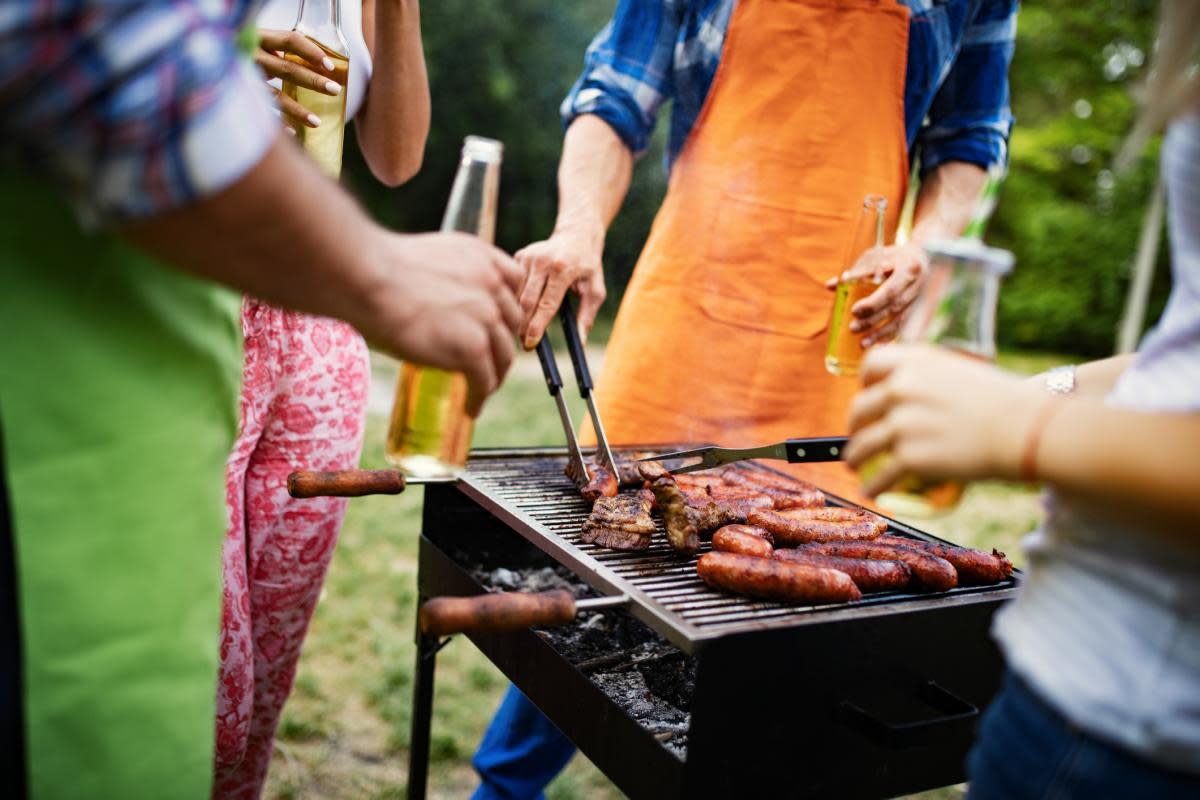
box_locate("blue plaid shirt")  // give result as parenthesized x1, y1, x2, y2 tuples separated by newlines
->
(0, 2, 277, 221)
(562, 0, 1017, 176)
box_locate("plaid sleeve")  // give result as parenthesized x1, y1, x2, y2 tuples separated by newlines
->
(917, 0, 1017, 176)
(0, 3, 277, 222)
(560, 0, 684, 156)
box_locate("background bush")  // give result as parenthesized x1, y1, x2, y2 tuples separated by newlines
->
(345, 0, 1164, 358)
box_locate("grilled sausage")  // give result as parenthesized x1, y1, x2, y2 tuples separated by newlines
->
(721, 470, 825, 509)
(874, 535, 1014, 584)
(772, 550, 910, 592)
(712, 525, 775, 558)
(747, 507, 887, 545)
(640, 462, 700, 555)
(799, 541, 958, 592)
(697, 552, 861, 604)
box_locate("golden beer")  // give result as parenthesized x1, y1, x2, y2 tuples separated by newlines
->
(825, 195, 888, 376)
(282, 41, 348, 178)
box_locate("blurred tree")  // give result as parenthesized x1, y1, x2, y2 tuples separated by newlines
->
(342, 0, 666, 319)
(344, 0, 1163, 356)
(988, 0, 1164, 355)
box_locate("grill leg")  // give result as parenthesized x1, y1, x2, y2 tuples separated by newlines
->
(407, 626, 444, 800)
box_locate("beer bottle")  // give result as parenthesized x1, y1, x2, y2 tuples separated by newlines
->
(282, 0, 350, 178)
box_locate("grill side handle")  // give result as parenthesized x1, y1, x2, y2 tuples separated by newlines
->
(419, 590, 578, 637)
(288, 469, 407, 498)
(838, 681, 979, 750)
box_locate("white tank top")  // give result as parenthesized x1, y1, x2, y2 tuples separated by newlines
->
(256, 0, 373, 121)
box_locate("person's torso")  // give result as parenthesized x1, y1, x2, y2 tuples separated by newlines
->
(993, 111, 1200, 774)
(257, 0, 373, 120)
(660, 0, 996, 164)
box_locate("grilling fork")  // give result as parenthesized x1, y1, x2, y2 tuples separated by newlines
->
(638, 437, 848, 474)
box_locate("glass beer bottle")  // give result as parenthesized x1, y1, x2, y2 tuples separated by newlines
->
(385, 136, 503, 478)
(825, 195, 888, 376)
(282, 0, 349, 178)
(863, 239, 1015, 515)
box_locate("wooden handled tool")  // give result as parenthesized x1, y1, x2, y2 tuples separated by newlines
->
(418, 590, 628, 637)
(287, 469, 408, 498)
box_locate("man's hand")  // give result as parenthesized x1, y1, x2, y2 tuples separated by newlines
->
(825, 242, 928, 348)
(516, 229, 606, 349)
(358, 231, 524, 417)
(844, 344, 1041, 496)
(255, 29, 345, 131)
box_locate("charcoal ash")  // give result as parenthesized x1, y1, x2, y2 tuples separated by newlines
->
(470, 564, 589, 597)
(591, 668, 690, 759)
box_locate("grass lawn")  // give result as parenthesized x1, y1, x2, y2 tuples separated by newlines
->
(263, 347, 1068, 799)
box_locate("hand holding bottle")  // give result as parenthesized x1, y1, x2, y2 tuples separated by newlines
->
(255, 29, 346, 131)
(826, 241, 929, 348)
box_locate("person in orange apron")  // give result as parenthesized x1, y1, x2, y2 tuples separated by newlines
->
(476, 1, 1017, 797)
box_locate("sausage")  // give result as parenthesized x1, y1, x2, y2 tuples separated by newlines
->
(712, 525, 775, 558)
(799, 541, 958, 592)
(721, 470, 826, 509)
(773, 549, 911, 592)
(697, 552, 862, 604)
(747, 507, 887, 545)
(580, 465, 618, 503)
(874, 535, 1014, 584)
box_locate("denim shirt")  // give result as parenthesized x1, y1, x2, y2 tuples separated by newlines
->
(562, 0, 1017, 177)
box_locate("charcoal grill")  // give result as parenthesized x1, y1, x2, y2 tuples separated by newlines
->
(407, 447, 1019, 799)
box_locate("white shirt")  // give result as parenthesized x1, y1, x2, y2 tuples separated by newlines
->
(994, 110, 1200, 775)
(257, 0, 373, 121)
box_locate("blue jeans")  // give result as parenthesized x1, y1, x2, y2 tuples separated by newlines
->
(471, 685, 577, 800)
(967, 671, 1200, 800)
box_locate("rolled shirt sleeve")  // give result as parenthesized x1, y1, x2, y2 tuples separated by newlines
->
(560, 0, 684, 157)
(0, 3, 277, 222)
(917, 0, 1017, 176)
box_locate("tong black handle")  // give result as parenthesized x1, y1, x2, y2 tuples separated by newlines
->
(557, 294, 593, 396)
(785, 437, 849, 463)
(535, 334, 563, 396)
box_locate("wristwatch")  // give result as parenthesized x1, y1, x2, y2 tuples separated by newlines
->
(1044, 365, 1077, 395)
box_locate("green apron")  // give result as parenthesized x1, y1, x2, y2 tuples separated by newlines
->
(0, 172, 242, 798)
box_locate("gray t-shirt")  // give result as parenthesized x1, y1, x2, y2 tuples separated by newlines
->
(993, 110, 1200, 774)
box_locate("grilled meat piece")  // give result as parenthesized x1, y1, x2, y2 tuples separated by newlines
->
(565, 457, 618, 503)
(799, 540, 958, 592)
(721, 469, 826, 508)
(773, 550, 910, 592)
(697, 551, 861, 604)
(874, 535, 1013, 584)
(748, 507, 887, 545)
(712, 525, 775, 558)
(580, 489, 656, 551)
(679, 485, 773, 536)
(639, 462, 700, 555)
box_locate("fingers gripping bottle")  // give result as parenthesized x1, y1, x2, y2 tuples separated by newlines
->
(282, 0, 350, 177)
(385, 137, 504, 478)
(864, 239, 1015, 515)
(825, 195, 888, 377)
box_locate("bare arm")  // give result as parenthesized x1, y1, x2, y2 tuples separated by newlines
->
(835, 161, 988, 346)
(846, 345, 1200, 546)
(124, 135, 522, 416)
(355, 0, 431, 186)
(517, 114, 634, 348)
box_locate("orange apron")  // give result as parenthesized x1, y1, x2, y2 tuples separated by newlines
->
(588, 0, 910, 500)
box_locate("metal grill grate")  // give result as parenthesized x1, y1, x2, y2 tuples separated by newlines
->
(456, 450, 1015, 653)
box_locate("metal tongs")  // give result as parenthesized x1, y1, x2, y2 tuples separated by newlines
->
(535, 294, 618, 487)
(638, 437, 849, 475)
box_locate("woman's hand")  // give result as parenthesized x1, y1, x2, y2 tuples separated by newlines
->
(255, 29, 345, 130)
(844, 344, 1044, 496)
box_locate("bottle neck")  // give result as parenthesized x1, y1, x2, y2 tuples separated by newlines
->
(293, 0, 347, 55)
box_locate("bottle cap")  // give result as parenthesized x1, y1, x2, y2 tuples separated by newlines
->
(463, 136, 503, 162)
(923, 238, 1014, 276)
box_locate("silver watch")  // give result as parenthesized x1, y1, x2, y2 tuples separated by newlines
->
(1044, 365, 1077, 395)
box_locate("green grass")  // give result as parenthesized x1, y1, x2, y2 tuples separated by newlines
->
(263, 347, 1062, 799)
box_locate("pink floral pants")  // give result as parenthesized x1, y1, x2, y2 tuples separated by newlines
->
(213, 300, 369, 799)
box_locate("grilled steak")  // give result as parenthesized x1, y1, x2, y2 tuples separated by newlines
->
(580, 489, 657, 551)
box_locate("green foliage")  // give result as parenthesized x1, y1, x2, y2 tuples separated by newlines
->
(343, 0, 1167, 357)
(989, 0, 1166, 356)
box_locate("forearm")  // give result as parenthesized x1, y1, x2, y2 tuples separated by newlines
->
(552, 115, 634, 251)
(123, 135, 385, 332)
(1032, 400, 1200, 543)
(1073, 354, 1137, 396)
(908, 161, 988, 246)
(355, 0, 431, 186)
